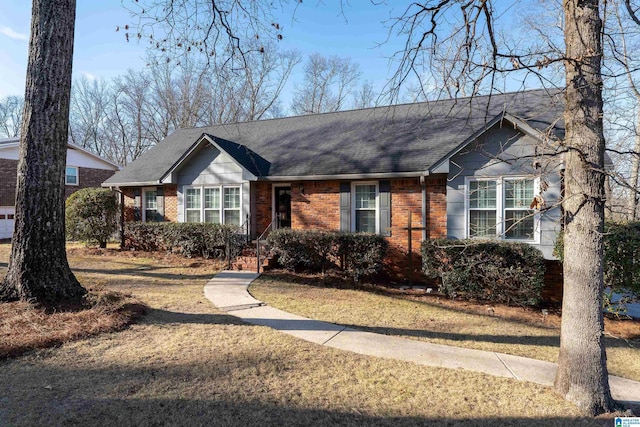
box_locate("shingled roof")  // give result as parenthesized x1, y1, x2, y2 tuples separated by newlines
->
(103, 88, 564, 186)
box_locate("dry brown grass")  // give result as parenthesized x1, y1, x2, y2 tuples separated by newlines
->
(0, 244, 628, 426)
(250, 271, 640, 383)
(0, 291, 145, 359)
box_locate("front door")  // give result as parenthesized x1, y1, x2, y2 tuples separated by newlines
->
(275, 187, 291, 228)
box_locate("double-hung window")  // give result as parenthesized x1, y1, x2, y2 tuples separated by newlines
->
(467, 177, 538, 242)
(504, 179, 535, 240)
(223, 187, 241, 225)
(204, 188, 221, 223)
(144, 189, 158, 222)
(185, 188, 202, 222)
(353, 183, 378, 233)
(65, 166, 78, 185)
(468, 180, 497, 238)
(184, 185, 241, 225)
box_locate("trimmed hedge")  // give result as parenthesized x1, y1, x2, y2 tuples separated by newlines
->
(266, 229, 388, 282)
(422, 238, 546, 307)
(124, 222, 243, 258)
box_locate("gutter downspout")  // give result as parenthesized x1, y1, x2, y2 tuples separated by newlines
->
(420, 173, 429, 241)
(108, 185, 126, 250)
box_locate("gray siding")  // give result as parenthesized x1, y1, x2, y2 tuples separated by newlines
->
(447, 125, 563, 259)
(176, 143, 251, 224)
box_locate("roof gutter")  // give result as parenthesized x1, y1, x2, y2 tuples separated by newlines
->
(101, 181, 161, 188)
(262, 170, 432, 182)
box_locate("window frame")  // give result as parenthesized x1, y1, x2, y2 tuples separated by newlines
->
(465, 176, 540, 243)
(183, 185, 242, 225)
(184, 187, 202, 223)
(142, 187, 158, 223)
(65, 166, 79, 186)
(351, 181, 379, 234)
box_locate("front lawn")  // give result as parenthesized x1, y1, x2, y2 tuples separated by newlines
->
(0, 244, 624, 425)
(250, 271, 640, 383)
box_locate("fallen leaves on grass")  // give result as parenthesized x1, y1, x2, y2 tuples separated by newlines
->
(0, 290, 146, 359)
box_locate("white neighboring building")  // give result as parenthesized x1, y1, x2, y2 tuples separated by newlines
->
(0, 137, 120, 240)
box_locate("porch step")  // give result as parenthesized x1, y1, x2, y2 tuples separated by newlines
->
(230, 253, 276, 273)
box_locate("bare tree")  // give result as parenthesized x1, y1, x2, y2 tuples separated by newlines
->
(0, 96, 24, 138)
(69, 76, 110, 155)
(0, 0, 85, 307)
(605, 0, 640, 220)
(381, 0, 618, 415)
(290, 53, 362, 114)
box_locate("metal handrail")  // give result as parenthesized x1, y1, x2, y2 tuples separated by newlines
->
(256, 214, 279, 273)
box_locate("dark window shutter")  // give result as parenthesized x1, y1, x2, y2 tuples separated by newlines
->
(340, 182, 351, 232)
(379, 180, 391, 237)
(133, 188, 141, 221)
(156, 186, 165, 222)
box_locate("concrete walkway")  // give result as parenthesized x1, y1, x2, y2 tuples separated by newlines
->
(204, 271, 640, 407)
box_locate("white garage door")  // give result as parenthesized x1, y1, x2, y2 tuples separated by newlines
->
(0, 207, 15, 240)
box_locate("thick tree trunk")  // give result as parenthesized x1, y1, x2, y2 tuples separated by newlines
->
(554, 0, 614, 415)
(0, 0, 86, 307)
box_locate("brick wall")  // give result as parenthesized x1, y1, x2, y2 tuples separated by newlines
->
(291, 181, 341, 230)
(254, 181, 272, 235)
(64, 167, 117, 198)
(163, 185, 178, 222)
(0, 159, 18, 206)
(1, 160, 117, 206)
(252, 177, 448, 253)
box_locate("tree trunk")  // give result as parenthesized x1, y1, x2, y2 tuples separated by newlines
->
(554, 0, 614, 415)
(0, 0, 86, 307)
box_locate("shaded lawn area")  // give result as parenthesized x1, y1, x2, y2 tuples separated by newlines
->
(250, 272, 640, 383)
(0, 244, 624, 426)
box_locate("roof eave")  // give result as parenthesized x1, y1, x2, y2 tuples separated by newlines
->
(262, 170, 433, 182)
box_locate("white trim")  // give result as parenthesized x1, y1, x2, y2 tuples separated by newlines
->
(142, 187, 158, 223)
(264, 171, 426, 182)
(182, 184, 243, 225)
(464, 175, 541, 244)
(160, 134, 257, 184)
(65, 166, 79, 186)
(429, 113, 556, 175)
(351, 181, 379, 234)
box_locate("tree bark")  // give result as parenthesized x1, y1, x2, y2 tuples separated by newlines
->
(0, 0, 86, 307)
(554, 0, 614, 415)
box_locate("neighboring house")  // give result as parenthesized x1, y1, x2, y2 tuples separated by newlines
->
(0, 137, 120, 239)
(103, 89, 565, 259)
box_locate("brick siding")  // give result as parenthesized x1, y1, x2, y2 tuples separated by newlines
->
(252, 177, 447, 253)
(64, 167, 117, 198)
(291, 181, 341, 231)
(1, 160, 117, 206)
(0, 159, 18, 206)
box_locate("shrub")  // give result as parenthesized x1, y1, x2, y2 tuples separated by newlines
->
(266, 229, 336, 272)
(124, 222, 241, 258)
(66, 188, 119, 248)
(422, 238, 545, 307)
(554, 222, 640, 312)
(266, 229, 388, 282)
(335, 233, 388, 283)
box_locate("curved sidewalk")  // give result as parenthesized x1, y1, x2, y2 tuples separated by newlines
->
(204, 271, 640, 407)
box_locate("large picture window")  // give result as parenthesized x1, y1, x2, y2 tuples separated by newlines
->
(353, 183, 378, 233)
(467, 177, 538, 242)
(184, 185, 241, 225)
